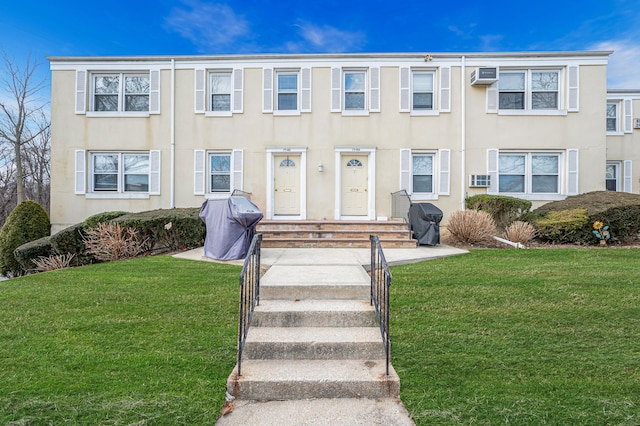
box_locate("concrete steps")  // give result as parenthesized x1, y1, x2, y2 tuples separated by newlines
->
(257, 220, 416, 249)
(226, 255, 400, 402)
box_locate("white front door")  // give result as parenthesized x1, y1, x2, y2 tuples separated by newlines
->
(274, 154, 301, 215)
(341, 155, 369, 216)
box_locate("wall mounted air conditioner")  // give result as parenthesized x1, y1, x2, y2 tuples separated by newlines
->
(470, 67, 498, 86)
(469, 174, 491, 187)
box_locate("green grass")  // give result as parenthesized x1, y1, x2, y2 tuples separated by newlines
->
(1, 250, 639, 424)
(391, 249, 640, 425)
(0, 256, 240, 424)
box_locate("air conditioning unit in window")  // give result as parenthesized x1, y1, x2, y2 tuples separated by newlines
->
(470, 67, 498, 86)
(469, 174, 491, 187)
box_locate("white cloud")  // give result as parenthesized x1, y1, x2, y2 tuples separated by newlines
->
(286, 22, 366, 53)
(164, 1, 249, 52)
(591, 39, 640, 89)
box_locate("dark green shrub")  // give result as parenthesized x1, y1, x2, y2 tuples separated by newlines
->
(532, 208, 590, 244)
(14, 235, 54, 273)
(0, 201, 50, 277)
(49, 223, 93, 266)
(114, 208, 205, 252)
(531, 191, 640, 244)
(466, 194, 532, 230)
(84, 211, 129, 228)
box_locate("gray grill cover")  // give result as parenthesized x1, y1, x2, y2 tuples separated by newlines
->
(408, 203, 443, 246)
(199, 197, 263, 260)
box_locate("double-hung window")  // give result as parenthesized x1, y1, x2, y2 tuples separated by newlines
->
(93, 73, 150, 112)
(412, 71, 434, 111)
(498, 152, 560, 194)
(412, 153, 435, 193)
(210, 72, 232, 112)
(276, 71, 298, 111)
(344, 71, 366, 111)
(209, 152, 231, 193)
(606, 101, 622, 133)
(91, 152, 150, 193)
(498, 70, 560, 111)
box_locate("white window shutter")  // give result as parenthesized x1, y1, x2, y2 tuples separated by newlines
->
(567, 149, 579, 195)
(301, 67, 312, 112)
(232, 68, 244, 113)
(567, 65, 579, 112)
(487, 149, 499, 194)
(75, 149, 86, 194)
(331, 67, 342, 112)
(623, 160, 633, 193)
(262, 68, 273, 113)
(486, 82, 498, 113)
(149, 69, 161, 114)
(231, 149, 243, 192)
(149, 150, 161, 195)
(399, 67, 410, 112)
(369, 67, 380, 112)
(439, 67, 451, 112)
(624, 99, 633, 133)
(400, 149, 412, 193)
(75, 70, 87, 114)
(194, 150, 205, 195)
(439, 149, 451, 195)
(194, 69, 206, 114)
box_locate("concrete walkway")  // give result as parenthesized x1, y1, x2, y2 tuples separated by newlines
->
(174, 244, 467, 425)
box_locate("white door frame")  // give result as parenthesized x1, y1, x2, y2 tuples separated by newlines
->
(266, 147, 307, 220)
(334, 147, 376, 220)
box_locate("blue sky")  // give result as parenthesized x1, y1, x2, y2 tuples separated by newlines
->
(1, 0, 639, 89)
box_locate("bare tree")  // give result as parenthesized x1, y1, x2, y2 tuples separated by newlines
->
(0, 51, 50, 208)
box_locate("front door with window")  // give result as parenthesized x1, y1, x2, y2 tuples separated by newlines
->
(341, 155, 369, 216)
(274, 155, 301, 215)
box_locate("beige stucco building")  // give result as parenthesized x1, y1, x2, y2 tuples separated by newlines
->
(48, 50, 634, 233)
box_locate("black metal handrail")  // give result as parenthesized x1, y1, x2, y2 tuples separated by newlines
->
(370, 234, 392, 376)
(237, 233, 262, 376)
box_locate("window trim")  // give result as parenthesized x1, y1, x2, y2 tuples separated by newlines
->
(207, 151, 232, 194)
(494, 68, 566, 116)
(209, 71, 233, 115)
(400, 148, 450, 201)
(411, 70, 437, 116)
(411, 151, 436, 196)
(274, 69, 300, 115)
(87, 151, 152, 197)
(343, 69, 368, 115)
(606, 161, 621, 191)
(88, 72, 151, 117)
(497, 150, 564, 198)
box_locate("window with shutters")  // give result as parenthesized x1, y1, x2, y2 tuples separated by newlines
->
(90, 152, 150, 193)
(91, 73, 150, 113)
(498, 152, 562, 195)
(196, 68, 243, 116)
(400, 149, 450, 200)
(497, 70, 561, 112)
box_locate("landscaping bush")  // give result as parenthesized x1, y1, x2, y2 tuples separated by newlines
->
(49, 223, 93, 266)
(531, 191, 640, 244)
(14, 235, 54, 273)
(83, 222, 147, 262)
(447, 209, 496, 244)
(33, 253, 75, 272)
(504, 220, 537, 244)
(84, 211, 129, 229)
(466, 194, 532, 230)
(0, 201, 50, 277)
(114, 208, 205, 252)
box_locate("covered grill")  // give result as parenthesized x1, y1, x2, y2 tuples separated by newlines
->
(408, 202, 443, 246)
(199, 196, 263, 260)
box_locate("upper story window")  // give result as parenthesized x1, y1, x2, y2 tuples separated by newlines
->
(412, 71, 434, 111)
(498, 70, 559, 111)
(195, 68, 243, 116)
(607, 102, 620, 133)
(498, 152, 560, 194)
(331, 66, 380, 115)
(90, 152, 150, 193)
(92, 73, 150, 112)
(344, 71, 367, 111)
(210, 72, 232, 112)
(276, 72, 298, 111)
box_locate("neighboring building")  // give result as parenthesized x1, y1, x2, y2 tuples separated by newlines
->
(48, 51, 622, 233)
(606, 89, 640, 193)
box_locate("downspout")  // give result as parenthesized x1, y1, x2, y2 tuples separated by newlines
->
(170, 58, 176, 208)
(461, 56, 467, 210)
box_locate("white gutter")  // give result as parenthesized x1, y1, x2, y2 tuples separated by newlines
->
(170, 58, 176, 208)
(461, 56, 467, 210)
